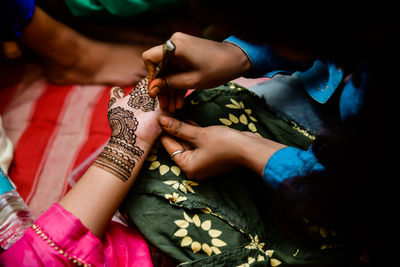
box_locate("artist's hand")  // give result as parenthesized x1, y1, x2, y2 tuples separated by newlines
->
(158, 115, 286, 179)
(143, 32, 251, 113)
(93, 78, 162, 182)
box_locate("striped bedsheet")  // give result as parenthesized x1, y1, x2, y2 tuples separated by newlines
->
(0, 62, 267, 218)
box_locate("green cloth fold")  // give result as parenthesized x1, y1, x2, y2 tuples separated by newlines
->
(121, 83, 354, 266)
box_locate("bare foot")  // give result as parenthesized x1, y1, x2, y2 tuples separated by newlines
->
(21, 6, 151, 86)
(42, 38, 149, 86)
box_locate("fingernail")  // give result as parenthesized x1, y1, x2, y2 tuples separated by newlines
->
(151, 86, 160, 96)
(158, 114, 172, 128)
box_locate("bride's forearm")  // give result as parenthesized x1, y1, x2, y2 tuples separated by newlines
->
(59, 81, 161, 237)
(58, 139, 153, 237)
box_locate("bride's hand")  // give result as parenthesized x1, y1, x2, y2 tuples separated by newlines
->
(93, 78, 162, 182)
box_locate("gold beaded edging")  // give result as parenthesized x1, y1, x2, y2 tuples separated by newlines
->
(31, 224, 92, 266)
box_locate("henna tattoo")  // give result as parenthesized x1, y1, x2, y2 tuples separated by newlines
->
(128, 77, 158, 112)
(113, 87, 125, 98)
(109, 107, 138, 143)
(108, 97, 116, 109)
(94, 147, 135, 182)
(93, 107, 143, 182)
(108, 87, 125, 108)
(94, 78, 158, 182)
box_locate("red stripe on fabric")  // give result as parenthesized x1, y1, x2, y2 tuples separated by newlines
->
(27, 85, 106, 216)
(8, 84, 73, 201)
(67, 86, 111, 191)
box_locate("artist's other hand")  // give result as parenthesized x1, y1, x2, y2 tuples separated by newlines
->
(143, 32, 251, 113)
(158, 115, 286, 179)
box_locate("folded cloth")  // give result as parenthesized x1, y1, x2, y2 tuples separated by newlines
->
(121, 83, 354, 266)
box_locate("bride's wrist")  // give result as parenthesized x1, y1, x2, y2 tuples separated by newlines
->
(93, 140, 142, 183)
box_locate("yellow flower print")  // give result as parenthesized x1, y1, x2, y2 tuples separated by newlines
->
(241, 235, 282, 266)
(219, 118, 233, 126)
(229, 113, 239, 123)
(147, 153, 183, 176)
(293, 248, 300, 256)
(236, 256, 257, 267)
(173, 211, 227, 256)
(229, 82, 244, 91)
(164, 192, 187, 203)
(163, 179, 199, 194)
(248, 123, 257, 132)
(306, 222, 339, 250)
(225, 98, 244, 109)
(171, 166, 181, 176)
(220, 99, 259, 133)
(270, 258, 282, 266)
(244, 108, 258, 122)
(200, 207, 212, 214)
(245, 234, 264, 252)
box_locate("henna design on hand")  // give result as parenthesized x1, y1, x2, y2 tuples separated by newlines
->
(94, 107, 144, 182)
(128, 77, 158, 112)
(108, 87, 125, 109)
(94, 78, 158, 182)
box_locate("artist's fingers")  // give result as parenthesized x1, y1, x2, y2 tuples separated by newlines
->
(145, 62, 155, 84)
(160, 134, 191, 163)
(158, 115, 198, 142)
(148, 78, 163, 98)
(142, 45, 164, 67)
(149, 79, 185, 112)
(157, 92, 169, 111)
(148, 71, 199, 93)
(185, 119, 200, 127)
(110, 86, 125, 99)
(168, 90, 176, 114)
(175, 90, 186, 110)
(178, 139, 193, 151)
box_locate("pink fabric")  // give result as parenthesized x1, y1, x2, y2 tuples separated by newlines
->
(0, 203, 153, 266)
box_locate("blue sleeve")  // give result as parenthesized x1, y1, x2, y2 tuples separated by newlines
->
(0, 0, 35, 40)
(263, 146, 324, 189)
(224, 35, 312, 78)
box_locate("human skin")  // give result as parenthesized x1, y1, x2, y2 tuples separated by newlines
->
(143, 32, 286, 179)
(59, 78, 161, 237)
(143, 32, 314, 113)
(142, 32, 251, 113)
(158, 114, 286, 180)
(20, 6, 150, 86)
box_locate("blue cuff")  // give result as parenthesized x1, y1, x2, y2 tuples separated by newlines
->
(263, 147, 324, 189)
(224, 35, 307, 78)
(295, 60, 343, 104)
(0, 0, 35, 39)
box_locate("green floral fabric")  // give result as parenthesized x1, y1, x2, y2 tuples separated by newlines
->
(121, 83, 354, 266)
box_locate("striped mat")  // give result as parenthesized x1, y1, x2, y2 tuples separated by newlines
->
(0, 62, 267, 218)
